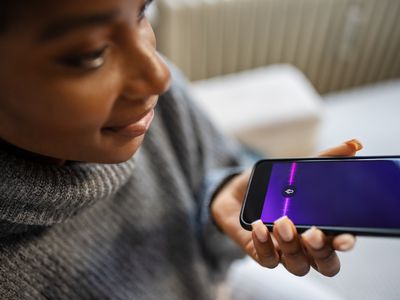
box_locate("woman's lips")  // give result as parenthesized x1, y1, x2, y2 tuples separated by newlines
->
(103, 109, 155, 138)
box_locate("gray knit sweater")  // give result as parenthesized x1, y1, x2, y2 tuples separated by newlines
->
(0, 66, 244, 299)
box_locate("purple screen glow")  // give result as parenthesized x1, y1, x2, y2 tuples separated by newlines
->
(261, 159, 400, 228)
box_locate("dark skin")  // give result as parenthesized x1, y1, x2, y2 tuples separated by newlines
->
(0, 0, 358, 277)
(0, 0, 171, 165)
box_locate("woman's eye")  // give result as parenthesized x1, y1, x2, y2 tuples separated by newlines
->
(59, 46, 109, 70)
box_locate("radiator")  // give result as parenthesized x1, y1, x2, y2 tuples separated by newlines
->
(155, 0, 400, 94)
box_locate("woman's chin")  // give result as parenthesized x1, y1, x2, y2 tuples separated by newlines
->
(0, 134, 145, 165)
(89, 135, 145, 164)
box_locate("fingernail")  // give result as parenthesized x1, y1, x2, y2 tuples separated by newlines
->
(345, 139, 363, 151)
(302, 226, 324, 250)
(274, 216, 294, 242)
(251, 220, 268, 243)
(336, 234, 355, 251)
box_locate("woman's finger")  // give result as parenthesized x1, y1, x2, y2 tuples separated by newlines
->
(251, 220, 280, 268)
(332, 234, 356, 251)
(302, 227, 341, 277)
(273, 216, 310, 276)
(318, 139, 363, 157)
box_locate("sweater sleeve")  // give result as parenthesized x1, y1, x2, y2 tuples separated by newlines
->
(197, 167, 247, 279)
(192, 106, 247, 280)
(160, 63, 247, 279)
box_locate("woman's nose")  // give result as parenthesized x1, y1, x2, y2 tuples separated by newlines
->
(121, 37, 171, 99)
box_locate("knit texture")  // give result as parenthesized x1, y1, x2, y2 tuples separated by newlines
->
(0, 66, 244, 299)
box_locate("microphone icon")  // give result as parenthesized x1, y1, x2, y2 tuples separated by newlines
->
(282, 185, 296, 197)
(285, 188, 294, 195)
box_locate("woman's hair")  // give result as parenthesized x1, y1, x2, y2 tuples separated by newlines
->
(0, 1, 24, 33)
(0, 3, 12, 32)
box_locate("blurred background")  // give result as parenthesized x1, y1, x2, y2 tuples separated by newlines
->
(149, 0, 400, 299)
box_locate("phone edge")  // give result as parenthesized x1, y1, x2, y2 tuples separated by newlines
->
(239, 155, 400, 237)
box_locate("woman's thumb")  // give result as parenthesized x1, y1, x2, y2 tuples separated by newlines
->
(318, 139, 363, 157)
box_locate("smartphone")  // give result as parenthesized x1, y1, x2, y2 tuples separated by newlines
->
(240, 156, 400, 236)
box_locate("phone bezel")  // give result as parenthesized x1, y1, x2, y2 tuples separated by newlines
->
(240, 155, 400, 237)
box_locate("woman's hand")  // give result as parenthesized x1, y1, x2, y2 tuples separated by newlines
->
(211, 139, 363, 277)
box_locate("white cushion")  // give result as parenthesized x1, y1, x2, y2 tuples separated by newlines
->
(190, 64, 322, 156)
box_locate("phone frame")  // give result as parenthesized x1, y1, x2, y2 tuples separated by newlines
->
(240, 155, 400, 237)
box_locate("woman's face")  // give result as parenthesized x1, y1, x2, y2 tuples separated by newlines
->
(0, 0, 171, 164)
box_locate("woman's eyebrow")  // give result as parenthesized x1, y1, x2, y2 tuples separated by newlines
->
(37, 9, 120, 42)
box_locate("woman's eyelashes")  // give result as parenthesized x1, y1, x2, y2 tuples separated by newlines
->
(56, 1, 153, 71)
(58, 45, 110, 70)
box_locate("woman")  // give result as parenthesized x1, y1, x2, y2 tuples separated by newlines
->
(0, 0, 358, 299)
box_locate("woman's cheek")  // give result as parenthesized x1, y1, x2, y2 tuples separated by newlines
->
(47, 75, 121, 132)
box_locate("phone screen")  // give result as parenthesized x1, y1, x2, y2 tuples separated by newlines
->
(261, 159, 400, 228)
